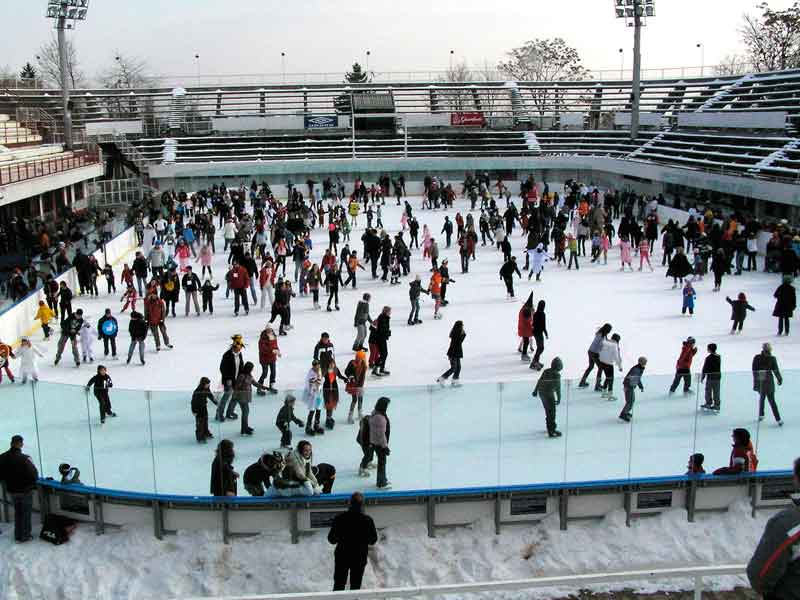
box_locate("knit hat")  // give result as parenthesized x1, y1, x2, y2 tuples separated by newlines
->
(231, 334, 245, 348)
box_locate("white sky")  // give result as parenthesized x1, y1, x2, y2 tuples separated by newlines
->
(0, 0, 795, 82)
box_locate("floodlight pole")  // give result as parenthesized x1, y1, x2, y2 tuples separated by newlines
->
(57, 16, 74, 150)
(629, 7, 643, 143)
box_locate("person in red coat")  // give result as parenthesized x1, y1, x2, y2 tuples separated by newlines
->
(518, 293, 534, 361)
(228, 260, 250, 316)
(669, 336, 697, 394)
(144, 292, 172, 351)
(257, 325, 280, 394)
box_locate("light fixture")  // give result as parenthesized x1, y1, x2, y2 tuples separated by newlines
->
(45, 0, 90, 24)
(613, 0, 653, 25)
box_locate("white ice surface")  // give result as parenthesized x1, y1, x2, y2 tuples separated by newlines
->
(2, 196, 798, 497)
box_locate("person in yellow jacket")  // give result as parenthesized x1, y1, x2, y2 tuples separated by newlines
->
(348, 200, 360, 227)
(34, 300, 55, 340)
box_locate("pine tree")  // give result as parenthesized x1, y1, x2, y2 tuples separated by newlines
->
(19, 62, 37, 81)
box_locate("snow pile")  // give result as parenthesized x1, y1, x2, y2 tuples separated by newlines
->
(0, 500, 765, 599)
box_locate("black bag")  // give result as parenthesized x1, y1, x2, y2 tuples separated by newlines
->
(356, 415, 370, 446)
(39, 514, 78, 545)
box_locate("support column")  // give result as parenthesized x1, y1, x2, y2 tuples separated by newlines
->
(38, 194, 44, 218)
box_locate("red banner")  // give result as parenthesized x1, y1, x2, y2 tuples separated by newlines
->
(451, 112, 486, 127)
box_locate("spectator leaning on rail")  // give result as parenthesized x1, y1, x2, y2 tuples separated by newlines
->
(328, 491, 378, 591)
(747, 457, 800, 600)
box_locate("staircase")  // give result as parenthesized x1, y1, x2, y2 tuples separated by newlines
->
(696, 74, 754, 112)
(627, 129, 669, 159)
(168, 88, 187, 132)
(523, 131, 542, 154)
(162, 138, 178, 164)
(748, 137, 800, 174)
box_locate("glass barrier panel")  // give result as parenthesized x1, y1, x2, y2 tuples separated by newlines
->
(431, 381, 498, 490)
(34, 381, 96, 487)
(500, 379, 567, 485)
(564, 372, 633, 482)
(753, 368, 795, 471)
(2, 382, 40, 471)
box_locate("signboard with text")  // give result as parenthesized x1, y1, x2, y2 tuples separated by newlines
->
(451, 112, 486, 127)
(305, 115, 339, 129)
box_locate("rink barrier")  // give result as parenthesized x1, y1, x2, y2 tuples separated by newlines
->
(1, 470, 793, 544)
(0, 224, 139, 347)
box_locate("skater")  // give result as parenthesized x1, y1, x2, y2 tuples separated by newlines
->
(752, 343, 784, 426)
(276, 394, 305, 448)
(567, 234, 579, 270)
(160, 267, 180, 317)
(144, 292, 173, 351)
(216, 335, 245, 421)
(191, 377, 217, 443)
(528, 244, 548, 281)
(98, 309, 119, 359)
(530, 300, 548, 370)
(303, 360, 324, 436)
(325, 264, 343, 312)
(711, 248, 729, 292)
(210, 439, 238, 497)
(428, 269, 443, 320)
(328, 492, 378, 592)
(86, 365, 115, 424)
(500, 256, 521, 299)
(532, 356, 563, 437)
(772, 276, 796, 336)
(201, 278, 219, 315)
(0, 340, 16, 383)
(578, 323, 612, 390)
(518, 293, 534, 361)
(233, 361, 268, 436)
(16, 338, 43, 384)
(353, 293, 372, 351)
(408, 274, 429, 325)
(345, 350, 368, 424)
(54, 310, 83, 367)
(726, 292, 755, 334)
(668, 337, 697, 394)
(243, 452, 285, 496)
(373, 306, 392, 376)
(638, 238, 653, 271)
(667, 247, 693, 288)
(257, 325, 280, 394)
(619, 236, 633, 271)
(313, 332, 336, 373)
(228, 260, 250, 316)
(181, 266, 202, 316)
(34, 300, 55, 340)
(619, 357, 648, 422)
(120, 284, 138, 313)
(79, 320, 98, 364)
(436, 320, 465, 386)
(682, 281, 696, 315)
(259, 257, 276, 311)
(322, 359, 348, 430)
(598, 333, 623, 400)
(126, 311, 147, 366)
(700, 343, 722, 411)
(368, 396, 391, 490)
(712, 428, 758, 474)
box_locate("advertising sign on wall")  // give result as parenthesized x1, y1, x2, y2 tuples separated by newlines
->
(451, 112, 486, 127)
(305, 115, 339, 129)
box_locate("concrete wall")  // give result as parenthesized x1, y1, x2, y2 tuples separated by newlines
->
(678, 111, 788, 130)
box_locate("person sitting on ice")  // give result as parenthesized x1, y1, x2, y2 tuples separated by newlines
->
(243, 452, 286, 496)
(272, 440, 322, 496)
(713, 428, 758, 475)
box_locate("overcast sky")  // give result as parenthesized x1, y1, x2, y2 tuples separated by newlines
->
(0, 0, 795, 83)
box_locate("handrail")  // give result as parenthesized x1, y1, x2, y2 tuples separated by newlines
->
(174, 564, 748, 600)
(0, 148, 101, 186)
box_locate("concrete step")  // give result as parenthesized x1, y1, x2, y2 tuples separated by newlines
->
(0, 114, 10, 122)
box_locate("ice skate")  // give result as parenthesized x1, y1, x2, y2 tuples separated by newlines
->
(547, 430, 562, 438)
(347, 410, 354, 424)
(325, 417, 335, 430)
(451, 380, 461, 387)
(778, 420, 784, 426)
(376, 482, 392, 490)
(436, 377, 445, 387)
(358, 468, 370, 477)
(521, 354, 530, 361)
(607, 394, 618, 401)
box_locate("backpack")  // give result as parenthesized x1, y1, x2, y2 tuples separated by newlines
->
(356, 415, 370, 446)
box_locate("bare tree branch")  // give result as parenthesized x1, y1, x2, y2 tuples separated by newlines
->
(37, 34, 84, 89)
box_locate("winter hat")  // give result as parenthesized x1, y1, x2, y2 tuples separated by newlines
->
(686, 337, 696, 344)
(523, 292, 534, 310)
(550, 357, 563, 371)
(738, 292, 746, 301)
(231, 334, 245, 348)
(285, 394, 296, 404)
(355, 350, 366, 362)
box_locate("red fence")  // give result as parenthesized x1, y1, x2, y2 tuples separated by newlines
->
(0, 150, 101, 186)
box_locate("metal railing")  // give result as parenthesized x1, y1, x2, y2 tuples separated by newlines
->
(175, 565, 747, 600)
(0, 148, 101, 186)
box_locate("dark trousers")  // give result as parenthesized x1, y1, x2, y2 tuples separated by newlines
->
(333, 559, 366, 591)
(195, 413, 211, 442)
(533, 332, 544, 364)
(239, 401, 250, 433)
(375, 446, 389, 487)
(94, 389, 113, 419)
(568, 252, 579, 270)
(376, 340, 388, 370)
(12, 491, 33, 542)
(440, 357, 461, 380)
(359, 443, 374, 469)
(669, 368, 691, 393)
(233, 289, 249, 314)
(503, 276, 514, 297)
(203, 296, 214, 314)
(704, 379, 721, 409)
(258, 361, 276, 386)
(758, 391, 781, 421)
(600, 362, 614, 391)
(580, 351, 602, 388)
(344, 271, 357, 288)
(778, 316, 790, 335)
(521, 337, 530, 355)
(42, 323, 52, 339)
(621, 386, 636, 417)
(408, 298, 420, 323)
(327, 288, 339, 309)
(732, 318, 744, 332)
(541, 393, 557, 434)
(278, 423, 292, 447)
(102, 336, 117, 357)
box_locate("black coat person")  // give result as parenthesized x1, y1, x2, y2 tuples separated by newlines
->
(773, 278, 797, 336)
(328, 492, 378, 591)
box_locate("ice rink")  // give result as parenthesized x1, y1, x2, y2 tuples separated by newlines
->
(3, 194, 797, 495)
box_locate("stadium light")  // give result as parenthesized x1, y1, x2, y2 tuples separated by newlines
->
(45, 0, 90, 151)
(613, 0, 655, 142)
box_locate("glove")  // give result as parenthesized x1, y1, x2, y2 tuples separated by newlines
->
(532, 390, 538, 398)
(385, 447, 391, 456)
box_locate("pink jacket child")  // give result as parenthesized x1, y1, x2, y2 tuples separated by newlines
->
(599, 234, 610, 264)
(422, 225, 432, 258)
(175, 241, 191, 272)
(620, 238, 633, 271)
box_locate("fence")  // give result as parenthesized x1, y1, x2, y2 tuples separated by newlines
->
(0, 149, 101, 186)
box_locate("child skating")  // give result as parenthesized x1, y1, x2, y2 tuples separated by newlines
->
(86, 365, 116, 424)
(726, 293, 755, 334)
(682, 281, 696, 315)
(17, 337, 44, 384)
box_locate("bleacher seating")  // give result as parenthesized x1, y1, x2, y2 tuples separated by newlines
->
(0, 113, 42, 146)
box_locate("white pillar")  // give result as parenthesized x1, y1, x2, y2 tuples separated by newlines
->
(38, 194, 44, 218)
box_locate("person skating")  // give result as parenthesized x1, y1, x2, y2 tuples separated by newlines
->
(201, 278, 219, 315)
(86, 365, 116, 424)
(499, 256, 522, 299)
(191, 376, 217, 443)
(210, 439, 238, 497)
(303, 360, 324, 435)
(125, 311, 147, 366)
(34, 300, 55, 340)
(54, 309, 84, 367)
(79, 320, 98, 364)
(17, 338, 44, 384)
(700, 343, 722, 411)
(98, 308, 119, 359)
(257, 325, 280, 394)
(233, 361, 267, 436)
(181, 265, 202, 317)
(710, 248, 729, 292)
(345, 350, 368, 424)
(0, 339, 16, 383)
(276, 394, 304, 448)
(530, 300, 549, 370)
(667, 247, 693, 288)
(578, 323, 613, 390)
(439, 259, 454, 306)
(216, 335, 245, 421)
(619, 357, 647, 422)
(528, 243, 549, 282)
(428, 268, 444, 320)
(144, 292, 173, 351)
(160, 267, 180, 317)
(328, 491, 378, 592)
(373, 306, 392, 376)
(668, 336, 697, 395)
(367, 396, 391, 489)
(518, 293, 534, 361)
(598, 333, 623, 400)
(713, 428, 758, 475)
(325, 264, 343, 312)
(352, 293, 372, 351)
(532, 356, 563, 437)
(753, 343, 784, 426)
(0, 435, 38, 543)
(772, 275, 796, 336)
(682, 281, 696, 316)
(436, 320, 465, 387)
(408, 274, 429, 325)
(313, 331, 336, 373)
(322, 359, 348, 430)
(726, 292, 755, 334)
(228, 260, 251, 316)
(746, 456, 800, 600)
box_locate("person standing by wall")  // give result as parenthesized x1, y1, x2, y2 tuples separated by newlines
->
(327, 492, 378, 591)
(752, 343, 784, 426)
(369, 396, 392, 490)
(0, 435, 39, 543)
(532, 357, 563, 437)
